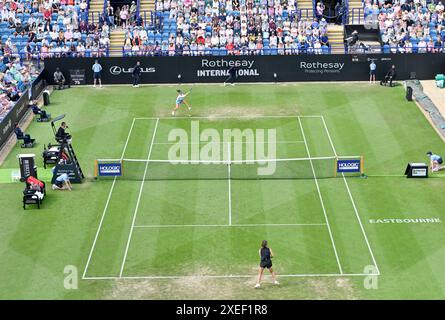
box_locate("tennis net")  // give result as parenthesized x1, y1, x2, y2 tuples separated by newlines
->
(94, 156, 364, 180)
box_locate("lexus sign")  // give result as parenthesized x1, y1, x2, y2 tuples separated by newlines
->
(109, 66, 156, 75)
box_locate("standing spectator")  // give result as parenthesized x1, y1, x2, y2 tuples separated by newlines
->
(132, 61, 142, 87)
(115, 7, 121, 27)
(316, 2, 325, 21)
(120, 5, 128, 28)
(129, 1, 137, 24)
(106, 2, 114, 27)
(92, 59, 102, 88)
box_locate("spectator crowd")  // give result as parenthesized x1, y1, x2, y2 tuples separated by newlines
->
(123, 0, 331, 56)
(0, 52, 39, 122)
(364, 0, 445, 53)
(0, 0, 110, 59)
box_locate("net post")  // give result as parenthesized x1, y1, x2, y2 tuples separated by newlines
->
(94, 159, 98, 178)
(360, 155, 365, 176)
(227, 141, 231, 165)
(227, 141, 231, 179)
(334, 157, 338, 178)
(121, 159, 124, 176)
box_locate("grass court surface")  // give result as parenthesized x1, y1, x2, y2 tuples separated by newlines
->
(1, 83, 445, 299)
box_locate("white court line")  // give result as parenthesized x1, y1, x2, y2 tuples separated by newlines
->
(83, 273, 377, 281)
(82, 118, 137, 279)
(228, 141, 232, 226)
(134, 115, 323, 120)
(298, 116, 344, 275)
(119, 118, 160, 278)
(133, 223, 326, 228)
(320, 116, 381, 275)
(152, 140, 305, 145)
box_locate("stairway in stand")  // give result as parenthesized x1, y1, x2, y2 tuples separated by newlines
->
(348, 0, 364, 24)
(109, 28, 125, 57)
(298, 0, 314, 19)
(88, 0, 104, 24)
(327, 24, 345, 54)
(139, 0, 155, 25)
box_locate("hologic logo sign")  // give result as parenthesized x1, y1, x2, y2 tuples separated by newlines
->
(299, 61, 345, 74)
(109, 66, 156, 75)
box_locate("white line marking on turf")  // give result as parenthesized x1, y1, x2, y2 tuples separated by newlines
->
(228, 141, 232, 226)
(133, 223, 326, 228)
(134, 115, 323, 120)
(320, 115, 381, 275)
(82, 273, 377, 280)
(119, 118, 159, 278)
(82, 118, 136, 279)
(298, 116, 344, 275)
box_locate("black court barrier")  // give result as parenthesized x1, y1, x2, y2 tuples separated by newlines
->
(43, 54, 445, 85)
(0, 72, 46, 150)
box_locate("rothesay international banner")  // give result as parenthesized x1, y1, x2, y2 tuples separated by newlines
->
(44, 53, 445, 85)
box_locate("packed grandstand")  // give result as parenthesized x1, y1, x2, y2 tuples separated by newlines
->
(1, 0, 445, 118)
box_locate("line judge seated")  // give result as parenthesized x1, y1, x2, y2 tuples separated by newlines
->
(14, 122, 35, 147)
(53, 68, 66, 90)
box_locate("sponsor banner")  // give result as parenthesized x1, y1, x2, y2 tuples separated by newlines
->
(337, 159, 361, 173)
(412, 168, 427, 177)
(30, 72, 46, 100)
(109, 66, 156, 75)
(97, 163, 122, 176)
(44, 54, 445, 84)
(0, 89, 30, 149)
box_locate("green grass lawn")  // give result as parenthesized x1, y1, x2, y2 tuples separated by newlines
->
(1, 83, 445, 299)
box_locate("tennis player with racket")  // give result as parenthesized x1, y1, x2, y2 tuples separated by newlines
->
(172, 88, 192, 116)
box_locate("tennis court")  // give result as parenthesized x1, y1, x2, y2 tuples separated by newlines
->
(82, 115, 379, 280)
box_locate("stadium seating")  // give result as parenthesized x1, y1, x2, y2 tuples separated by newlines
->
(123, 0, 330, 56)
(363, 0, 445, 53)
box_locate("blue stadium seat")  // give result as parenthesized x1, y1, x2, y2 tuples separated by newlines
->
(382, 44, 390, 53)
